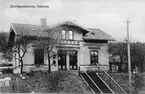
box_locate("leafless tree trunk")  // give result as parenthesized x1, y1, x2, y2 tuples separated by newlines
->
(38, 27, 62, 73)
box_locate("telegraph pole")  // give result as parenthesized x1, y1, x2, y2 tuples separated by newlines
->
(124, 20, 132, 94)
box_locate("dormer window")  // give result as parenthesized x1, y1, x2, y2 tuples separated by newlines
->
(91, 32, 95, 35)
(69, 31, 73, 39)
(62, 30, 66, 39)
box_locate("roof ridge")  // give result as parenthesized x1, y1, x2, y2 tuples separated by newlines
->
(48, 20, 90, 32)
(87, 28, 100, 30)
(11, 23, 44, 27)
(48, 20, 77, 28)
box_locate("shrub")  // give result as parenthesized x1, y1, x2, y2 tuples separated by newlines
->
(0, 63, 13, 67)
(2, 68, 13, 73)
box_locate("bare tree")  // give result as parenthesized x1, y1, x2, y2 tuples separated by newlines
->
(109, 41, 145, 73)
(13, 35, 34, 74)
(6, 26, 61, 73)
(0, 32, 7, 49)
(130, 42, 145, 73)
(7, 28, 37, 74)
(0, 31, 13, 61)
(108, 41, 127, 72)
(38, 27, 62, 73)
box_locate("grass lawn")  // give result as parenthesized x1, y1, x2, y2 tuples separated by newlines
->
(0, 71, 93, 93)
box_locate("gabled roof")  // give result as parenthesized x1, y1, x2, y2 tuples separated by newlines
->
(10, 20, 89, 36)
(10, 20, 115, 41)
(109, 55, 127, 63)
(11, 23, 48, 37)
(49, 20, 89, 33)
(83, 28, 115, 41)
(109, 55, 121, 62)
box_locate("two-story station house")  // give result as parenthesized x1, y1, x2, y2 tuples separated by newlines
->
(8, 18, 115, 73)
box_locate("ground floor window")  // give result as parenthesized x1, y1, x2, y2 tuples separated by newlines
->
(69, 50, 77, 70)
(58, 50, 78, 70)
(90, 50, 98, 65)
(58, 50, 67, 70)
(34, 48, 44, 65)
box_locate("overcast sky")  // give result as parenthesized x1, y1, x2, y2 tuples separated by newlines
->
(0, 0, 145, 42)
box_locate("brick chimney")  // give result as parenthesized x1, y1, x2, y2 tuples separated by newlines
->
(40, 18, 47, 28)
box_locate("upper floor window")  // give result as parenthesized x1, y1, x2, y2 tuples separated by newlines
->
(90, 50, 98, 65)
(69, 31, 73, 39)
(62, 30, 66, 39)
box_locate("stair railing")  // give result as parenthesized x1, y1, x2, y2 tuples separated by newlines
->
(79, 65, 104, 94)
(80, 73, 96, 94)
(95, 73, 115, 94)
(96, 63, 127, 94)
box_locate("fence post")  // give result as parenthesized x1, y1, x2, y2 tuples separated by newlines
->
(78, 66, 80, 76)
(0, 79, 4, 93)
(16, 78, 20, 93)
(98, 66, 100, 75)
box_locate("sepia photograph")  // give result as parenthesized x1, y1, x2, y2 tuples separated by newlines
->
(0, 0, 145, 93)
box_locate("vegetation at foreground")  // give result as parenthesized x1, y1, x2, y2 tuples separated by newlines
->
(0, 71, 92, 93)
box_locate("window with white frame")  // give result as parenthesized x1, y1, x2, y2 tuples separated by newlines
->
(62, 30, 66, 39)
(68, 31, 73, 39)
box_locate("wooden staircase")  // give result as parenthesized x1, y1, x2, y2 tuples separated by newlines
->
(79, 63, 127, 94)
(81, 72, 113, 94)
